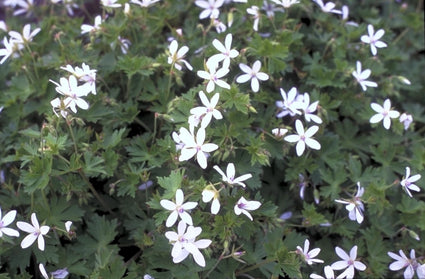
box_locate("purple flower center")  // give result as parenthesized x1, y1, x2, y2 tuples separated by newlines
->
(238, 203, 245, 209)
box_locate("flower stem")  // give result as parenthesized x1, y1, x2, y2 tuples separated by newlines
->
(235, 258, 276, 275)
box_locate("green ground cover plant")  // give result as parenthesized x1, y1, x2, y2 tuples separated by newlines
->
(0, 0, 424, 278)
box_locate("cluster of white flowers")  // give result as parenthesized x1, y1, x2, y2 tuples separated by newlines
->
(388, 249, 425, 279)
(0, 23, 40, 64)
(0, 209, 73, 278)
(49, 63, 97, 118)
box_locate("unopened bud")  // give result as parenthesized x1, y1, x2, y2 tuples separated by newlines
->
(408, 229, 420, 241)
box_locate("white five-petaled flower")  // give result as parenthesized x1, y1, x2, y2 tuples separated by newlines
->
(16, 213, 50, 251)
(361, 24, 387, 56)
(208, 33, 239, 69)
(190, 91, 223, 128)
(296, 239, 324, 265)
(369, 99, 400, 129)
(300, 93, 322, 124)
(246, 6, 260, 31)
(271, 0, 300, 8)
(312, 0, 341, 14)
(352, 61, 378, 91)
(8, 24, 41, 45)
(61, 63, 97, 95)
(310, 265, 335, 279)
(335, 182, 365, 224)
(49, 75, 91, 113)
(178, 127, 219, 169)
(236, 60, 269, 93)
(399, 113, 413, 130)
(195, 0, 224, 19)
(276, 87, 304, 118)
(160, 189, 198, 227)
(0, 37, 23, 64)
(202, 187, 220, 214)
(0, 209, 20, 238)
(388, 249, 417, 279)
(272, 128, 288, 138)
(81, 15, 102, 35)
(284, 120, 321, 156)
(197, 63, 230, 93)
(400, 167, 421, 198)
(165, 221, 212, 267)
(213, 163, 252, 187)
(234, 196, 261, 221)
(331, 246, 366, 279)
(168, 40, 193, 71)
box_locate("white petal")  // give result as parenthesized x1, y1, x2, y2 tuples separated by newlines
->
(1, 228, 20, 237)
(335, 246, 349, 260)
(37, 235, 45, 251)
(165, 211, 178, 227)
(211, 198, 220, 214)
(2, 210, 17, 226)
(296, 141, 306, 156)
(21, 233, 38, 249)
(16, 221, 35, 233)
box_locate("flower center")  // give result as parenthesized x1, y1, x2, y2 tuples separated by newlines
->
(238, 203, 245, 209)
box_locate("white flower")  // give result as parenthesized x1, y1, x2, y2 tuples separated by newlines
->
(65, 221, 72, 232)
(39, 264, 49, 279)
(331, 246, 366, 279)
(0, 36, 24, 64)
(101, 0, 121, 8)
(81, 15, 102, 35)
(178, 127, 218, 169)
(284, 120, 321, 156)
(168, 40, 193, 71)
(272, 128, 288, 138)
(296, 239, 324, 265)
(213, 163, 252, 187)
(335, 182, 365, 224)
(369, 99, 400, 129)
(300, 93, 322, 124)
(195, 0, 224, 19)
(50, 97, 69, 118)
(312, 0, 341, 14)
(49, 76, 90, 113)
(361, 24, 387, 56)
(262, 1, 284, 18)
(172, 131, 185, 151)
(271, 0, 300, 8)
(399, 113, 413, 130)
(8, 24, 40, 45)
(165, 221, 212, 267)
(276, 87, 304, 118)
(352, 61, 377, 91)
(208, 33, 239, 69)
(234, 196, 261, 221)
(202, 187, 220, 214)
(16, 213, 50, 251)
(388, 249, 417, 279)
(130, 0, 161, 8)
(190, 91, 223, 128)
(61, 63, 97, 95)
(246, 6, 260, 31)
(310, 266, 335, 279)
(341, 5, 358, 27)
(0, 209, 20, 237)
(197, 63, 230, 93)
(212, 19, 227, 33)
(400, 167, 421, 198)
(160, 189, 198, 227)
(236, 60, 269, 93)
(13, 0, 34, 16)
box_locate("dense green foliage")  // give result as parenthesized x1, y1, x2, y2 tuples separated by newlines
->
(0, 0, 424, 278)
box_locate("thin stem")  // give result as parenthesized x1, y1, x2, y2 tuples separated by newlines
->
(78, 169, 113, 214)
(235, 258, 276, 275)
(204, 251, 226, 278)
(66, 120, 78, 154)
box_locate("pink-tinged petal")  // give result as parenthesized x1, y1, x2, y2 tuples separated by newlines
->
(201, 143, 218, 153)
(335, 246, 349, 260)
(37, 235, 45, 251)
(354, 261, 366, 271)
(1, 228, 20, 237)
(331, 260, 349, 270)
(251, 78, 259, 92)
(239, 63, 252, 74)
(161, 199, 177, 211)
(21, 233, 38, 249)
(175, 189, 184, 205)
(165, 211, 178, 227)
(284, 135, 300, 143)
(179, 148, 197, 161)
(349, 246, 358, 259)
(40, 226, 49, 235)
(165, 231, 178, 242)
(2, 210, 17, 226)
(369, 114, 384, 124)
(182, 201, 198, 211)
(236, 74, 251, 84)
(16, 221, 35, 233)
(197, 151, 208, 169)
(296, 141, 306, 156)
(173, 249, 190, 263)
